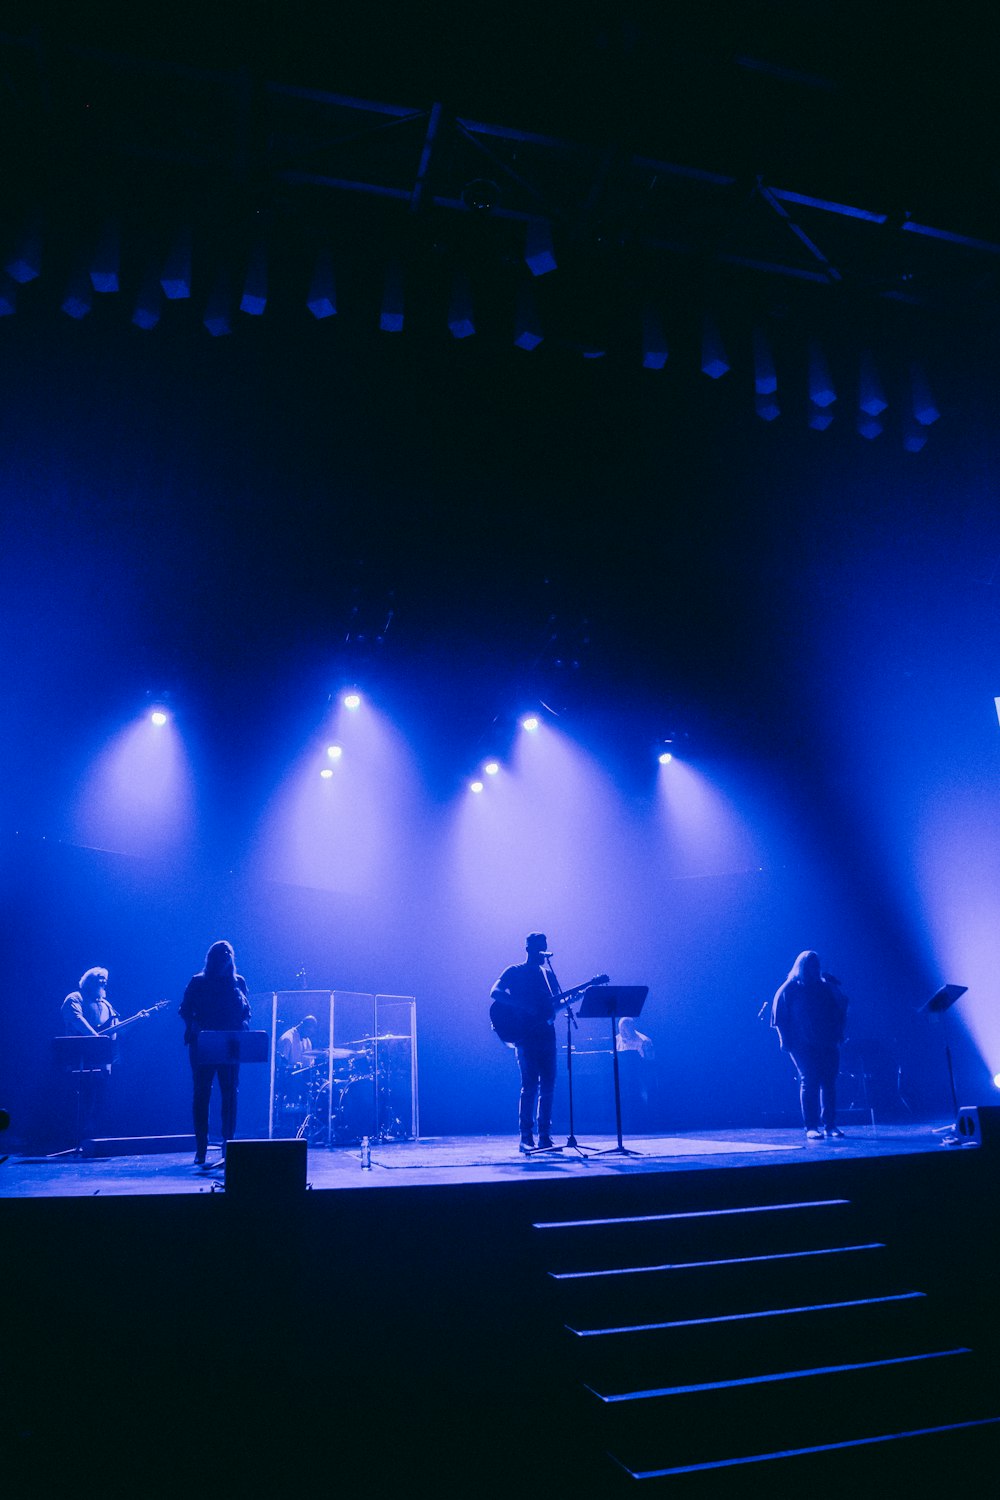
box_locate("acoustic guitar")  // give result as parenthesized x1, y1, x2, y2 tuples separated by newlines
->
(490, 975, 609, 1046)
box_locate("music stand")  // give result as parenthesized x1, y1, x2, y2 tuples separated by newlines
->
(579, 986, 650, 1157)
(919, 984, 968, 1144)
(50, 1035, 115, 1157)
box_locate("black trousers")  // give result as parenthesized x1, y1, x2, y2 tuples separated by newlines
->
(190, 1055, 239, 1156)
(515, 1027, 556, 1139)
(788, 1044, 839, 1131)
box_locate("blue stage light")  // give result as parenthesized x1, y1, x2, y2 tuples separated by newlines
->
(483, 760, 500, 775)
(326, 744, 343, 760)
(993, 1073, 1000, 1089)
(658, 751, 673, 765)
(343, 692, 362, 710)
(469, 780, 485, 793)
(320, 768, 334, 780)
(150, 709, 168, 726)
(521, 715, 539, 733)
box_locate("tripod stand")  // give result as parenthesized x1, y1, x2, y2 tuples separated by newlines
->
(579, 985, 650, 1158)
(560, 999, 594, 1160)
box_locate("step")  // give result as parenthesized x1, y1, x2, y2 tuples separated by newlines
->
(549, 1240, 903, 1326)
(567, 1290, 947, 1392)
(607, 1412, 1000, 1494)
(597, 1347, 992, 1474)
(534, 1197, 860, 1273)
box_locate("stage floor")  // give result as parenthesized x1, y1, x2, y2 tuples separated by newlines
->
(0, 1121, 962, 1198)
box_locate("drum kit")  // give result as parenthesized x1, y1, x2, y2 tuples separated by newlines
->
(281, 1033, 411, 1146)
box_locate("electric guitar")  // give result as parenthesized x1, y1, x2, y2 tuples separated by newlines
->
(490, 975, 609, 1046)
(99, 999, 171, 1036)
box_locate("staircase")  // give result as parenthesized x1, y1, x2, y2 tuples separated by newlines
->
(534, 1180, 1000, 1494)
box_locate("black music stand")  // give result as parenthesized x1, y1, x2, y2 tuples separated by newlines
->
(50, 1035, 115, 1157)
(919, 984, 968, 1145)
(579, 985, 650, 1157)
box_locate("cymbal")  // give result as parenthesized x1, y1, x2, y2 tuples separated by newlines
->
(330, 1046, 362, 1059)
(347, 1034, 410, 1044)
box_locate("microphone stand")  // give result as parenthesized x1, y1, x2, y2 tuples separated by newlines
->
(548, 960, 592, 1162)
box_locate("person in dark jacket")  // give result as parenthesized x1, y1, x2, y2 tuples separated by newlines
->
(179, 940, 250, 1165)
(771, 950, 848, 1140)
(491, 933, 561, 1153)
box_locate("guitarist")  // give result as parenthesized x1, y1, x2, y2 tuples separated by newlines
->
(59, 965, 120, 1138)
(490, 933, 562, 1154)
(60, 966, 120, 1049)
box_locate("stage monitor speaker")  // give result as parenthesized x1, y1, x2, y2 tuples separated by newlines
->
(955, 1105, 1000, 1147)
(224, 1138, 307, 1201)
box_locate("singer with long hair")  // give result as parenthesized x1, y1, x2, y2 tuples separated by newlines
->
(771, 949, 849, 1140)
(179, 940, 250, 1165)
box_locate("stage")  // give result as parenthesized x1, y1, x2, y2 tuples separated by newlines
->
(3, 1120, 998, 1496)
(0, 1121, 968, 1198)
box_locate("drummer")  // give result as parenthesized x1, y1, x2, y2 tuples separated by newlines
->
(277, 1014, 322, 1071)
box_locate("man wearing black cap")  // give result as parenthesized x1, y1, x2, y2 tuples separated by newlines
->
(491, 933, 560, 1152)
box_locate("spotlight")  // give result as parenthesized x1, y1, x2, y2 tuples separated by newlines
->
(320, 768, 334, 780)
(343, 692, 362, 710)
(657, 735, 676, 764)
(326, 744, 343, 760)
(521, 715, 539, 733)
(993, 1073, 1000, 1090)
(380, 262, 404, 333)
(483, 760, 500, 776)
(462, 179, 500, 213)
(808, 339, 836, 407)
(701, 314, 729, 379)
(150, 709, 168, 726)
(525, 220, 557, 276)
(469, 780, 485, 793)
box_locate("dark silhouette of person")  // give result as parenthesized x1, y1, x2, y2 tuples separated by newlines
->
(491, 933, 561, 1153)
(59, 965, 119, 1141)
(771, 950, 849, 1140)
(179, 940, 250, 1165)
